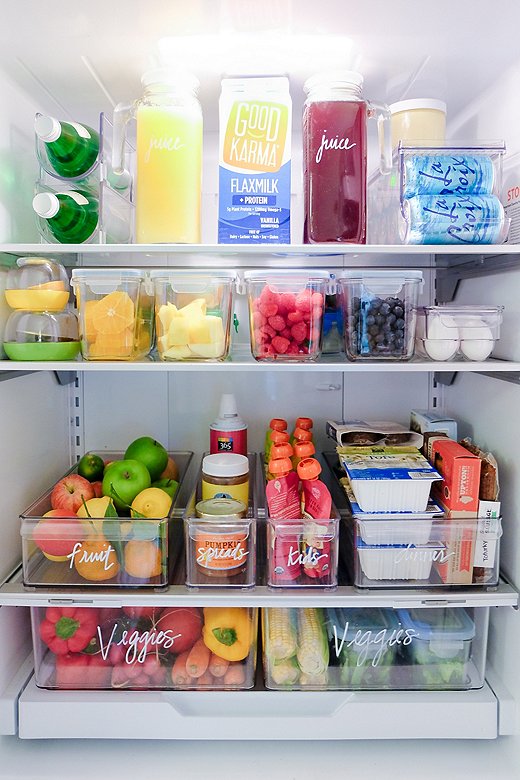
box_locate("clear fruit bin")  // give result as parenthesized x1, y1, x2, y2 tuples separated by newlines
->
(71, 268, 154, 360)
(338, 269, 423, 361)
(244, 270, 328, 362)
(20, 450, 193, 588)
(183, 454, 257, 588)
(262, 606, 488, 690)
(32, 605, 258, 690)
(344, 514, 502, 588)
(151, 270, 236, 362)
(415, 305, 504, 362)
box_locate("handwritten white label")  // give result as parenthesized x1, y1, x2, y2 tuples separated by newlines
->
(286, 545, 326, 567)
(97, 622, 181, 665)
(394, 545, 454, 565)
(332, 622, 418, 667)
(196, 544, 249, 565)
(145, 135, 185, 163)
(315, 131, 356, 164)
(67, 542, 116, 571)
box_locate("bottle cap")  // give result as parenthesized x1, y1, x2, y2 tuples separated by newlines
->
(270, 430, 290, 445)
(268, 457, 293, 476)
(34, 114, 61, 143)
(294, 441, 315, 458)
(218, 394, 239, 418)
(293, 427, 313, 443)
(269, 418, 288, 431)
(297, 457, 322, 480)
(32, 192, 59, 219)
(270, 443, 293, 460)
(295, 417, 313, 430)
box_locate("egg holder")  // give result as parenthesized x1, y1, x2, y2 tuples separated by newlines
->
(415, 305, 504, 362)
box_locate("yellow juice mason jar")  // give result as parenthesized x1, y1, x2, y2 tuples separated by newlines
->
(112, 68, 203, 244)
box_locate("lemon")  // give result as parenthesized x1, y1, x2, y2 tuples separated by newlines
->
(131, 487, 172, 519)
(77, 496, 117, 532)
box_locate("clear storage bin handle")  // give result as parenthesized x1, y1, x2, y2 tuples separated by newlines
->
(368, 100, 392, 175)
(111, 102, 134, 176)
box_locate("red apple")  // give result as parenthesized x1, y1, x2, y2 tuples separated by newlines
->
(91, 481, 104, 498)
(33, 510, 86, 561)
(50, 474, 95, 514)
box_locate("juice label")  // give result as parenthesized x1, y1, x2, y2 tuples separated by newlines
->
(219, 78, 291, 244)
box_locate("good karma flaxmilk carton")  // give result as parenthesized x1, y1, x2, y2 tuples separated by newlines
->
(218, 76, 291, 243)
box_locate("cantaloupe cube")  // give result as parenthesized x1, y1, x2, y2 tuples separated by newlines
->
(163, 345, 192, 360)
(168, 317, 190, 346)
(189, 315, 225, 345)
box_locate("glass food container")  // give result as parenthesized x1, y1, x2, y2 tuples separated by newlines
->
(5, 256, 70, 312)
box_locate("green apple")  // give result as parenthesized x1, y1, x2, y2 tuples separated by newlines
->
(124, 436, 168, 481)
(102, 459, 151, 510)
(151, 478, 179, 500)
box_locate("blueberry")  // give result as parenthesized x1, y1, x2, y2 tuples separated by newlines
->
(396, 318, 405, 330)
(394, 305, 404, 318)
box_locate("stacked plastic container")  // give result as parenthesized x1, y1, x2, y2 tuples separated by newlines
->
(33, 113, 134, 244)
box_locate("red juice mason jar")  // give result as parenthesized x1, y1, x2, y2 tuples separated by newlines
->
(303, 71, 392, 244)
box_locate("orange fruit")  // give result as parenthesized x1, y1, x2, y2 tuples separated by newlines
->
(124, 539, 162, 579)
(91, 291, 135, 335)
(88, 328, 134, 358)
(73, 535, 120, 581)
(83, 299, 99, 342)
(29, 280, 66, 291)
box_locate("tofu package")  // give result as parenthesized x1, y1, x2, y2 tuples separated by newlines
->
(327, 419, 423, 448)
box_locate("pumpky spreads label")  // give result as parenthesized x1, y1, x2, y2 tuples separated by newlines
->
(219, 77, 291, 244)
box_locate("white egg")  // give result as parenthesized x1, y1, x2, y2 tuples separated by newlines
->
(425, 314, 459, 340)
(424, 338, 460, 361)
(460, 339, 495, 361)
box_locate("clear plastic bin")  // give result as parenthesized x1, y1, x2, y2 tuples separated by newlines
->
(266, 515, 339, 589)
(346, 514, 502, 587)
(71, 268, 154, 360)
(183, 454, 257, 588)
(339, 270, 423, 361)
(21, 450, 193, 588)
(244, 270, 328, 362)
(32, 605, 257, 690)
(152, 270, 236, 362)
(415, 305, 504, 362)
(262, 606, 488, 690)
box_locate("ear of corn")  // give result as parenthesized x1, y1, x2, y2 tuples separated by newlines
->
(296, 608, 329, 676)
(299, 670, 329, 688)
(270, 656, 300, 686)
(264, 608, 297, 661)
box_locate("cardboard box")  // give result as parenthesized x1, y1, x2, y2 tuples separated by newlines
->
(410, 410, 458, 440)
(430, 438, 481, 517)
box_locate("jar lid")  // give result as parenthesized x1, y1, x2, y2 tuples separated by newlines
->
(202, 453, 249, 478)
(195, 498, 247, 519)
(304, 70, 364, 95)
(71, 268, 146, 280)
(390, 99, 447, 115)
(297, 457, 322, 480)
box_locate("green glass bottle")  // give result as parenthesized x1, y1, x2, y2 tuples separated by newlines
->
(35, 114, 100, 178)
(32, 191, 99, 243)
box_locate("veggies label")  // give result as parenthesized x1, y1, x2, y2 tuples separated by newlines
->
(331, 621, 419, 668)
(97, 623, 182, 665)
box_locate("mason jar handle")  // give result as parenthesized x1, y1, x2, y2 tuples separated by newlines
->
(367, 100, 393, 175)
(111, 102, 134, 175)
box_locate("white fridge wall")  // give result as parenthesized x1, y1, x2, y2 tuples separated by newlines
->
(0, 0, 519, 775)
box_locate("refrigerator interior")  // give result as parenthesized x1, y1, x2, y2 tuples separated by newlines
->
(0, 0, 519, 776)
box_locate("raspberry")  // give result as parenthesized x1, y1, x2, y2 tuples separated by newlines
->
(259, 324, 276, 339)
(281, 327, 291, 339)
(267, 315, 286, 332)
(291, 322, 307, 344)
(280, 292, 296, 311)
(259, 301, 278, 318)
(258, 343, 276, 358)
(286, 342, 300, 355)
(295, 289, 313, 313)
(259, 286, 279, 305)
(287, 310, 303, 324)
(272, 335, 290, 354)
(252, 311, 266, 328)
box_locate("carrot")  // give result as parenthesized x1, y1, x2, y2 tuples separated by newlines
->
(171, 650, 191, 686)
(195, 670, 214, 687)
(209, 652, 230, 678)
(186, 638, 211, 678)
(223, 662, 246, 687)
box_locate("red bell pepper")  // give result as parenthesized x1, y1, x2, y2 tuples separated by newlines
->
(56, 652, 111, 688)
(39, 606, 99, 655)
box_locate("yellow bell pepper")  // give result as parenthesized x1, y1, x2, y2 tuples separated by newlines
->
(202, 607, 253, 662)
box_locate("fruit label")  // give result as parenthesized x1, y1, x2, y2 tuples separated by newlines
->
(67, 541, 117, 572)
(218, 77, 291, 244)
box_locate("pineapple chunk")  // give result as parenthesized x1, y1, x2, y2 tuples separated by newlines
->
(157, 334, 169, 353)
(177, 298, 207, 321)
(189, 339, 226, 359)
(168, 317, 190, 346)
(189, 315, 225, 345)
(163, 344, 192, 360)
(157, 303, 179, 337)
